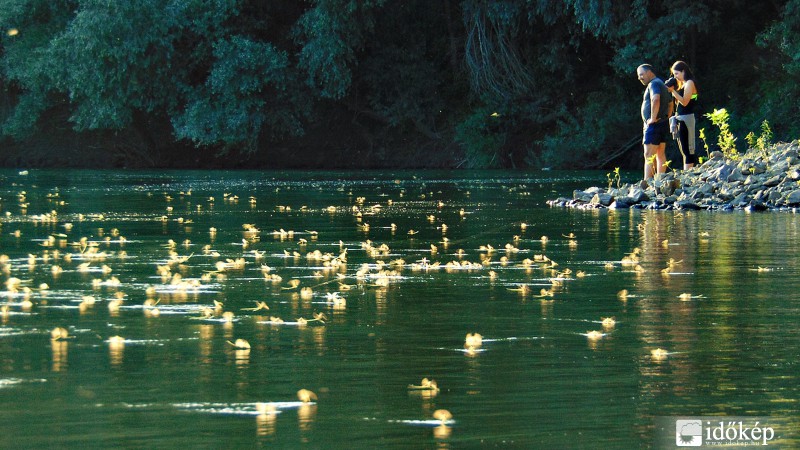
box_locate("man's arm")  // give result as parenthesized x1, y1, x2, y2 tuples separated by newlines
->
(649, 93, 660, 125)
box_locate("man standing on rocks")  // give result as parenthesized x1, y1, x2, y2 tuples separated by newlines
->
(637, 64, 673, 180)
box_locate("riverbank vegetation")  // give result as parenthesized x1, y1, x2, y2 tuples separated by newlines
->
(1, 0, 799, 169)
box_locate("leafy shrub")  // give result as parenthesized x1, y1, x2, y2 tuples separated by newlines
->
(705, 108, 738, 160)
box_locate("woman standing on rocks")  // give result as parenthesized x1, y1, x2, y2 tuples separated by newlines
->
(667, 61, 699, 170)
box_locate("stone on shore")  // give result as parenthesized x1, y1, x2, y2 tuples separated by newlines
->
(591, 193, 614, 206)
(785, 190, 800, 205)
(547, 141, 800, 211)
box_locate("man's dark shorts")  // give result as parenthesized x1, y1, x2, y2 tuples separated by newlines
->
(643, 120, 669, 145)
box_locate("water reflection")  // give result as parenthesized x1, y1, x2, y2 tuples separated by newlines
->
(433, 423, 452, 440)
(297, 403, 316, 432)
(108, 337, 125, 367)
(255, 411, 277, 437)
(234, 348, 250, 367)
(51, 341, 68, 372)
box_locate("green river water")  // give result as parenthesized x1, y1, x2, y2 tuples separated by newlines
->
(0, 169, 798, 449)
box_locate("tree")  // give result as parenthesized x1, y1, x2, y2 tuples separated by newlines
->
(172, 35, 309, 152)
(0, 0, 796, 168)
(752, 0, 800, 139)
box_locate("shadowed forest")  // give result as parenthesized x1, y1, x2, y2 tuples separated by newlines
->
(1, 0, 799, 169)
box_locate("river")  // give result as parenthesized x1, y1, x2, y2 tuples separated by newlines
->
(1, 169, 797, 448)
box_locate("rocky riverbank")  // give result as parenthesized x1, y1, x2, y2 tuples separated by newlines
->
(548, 141, 800, 211)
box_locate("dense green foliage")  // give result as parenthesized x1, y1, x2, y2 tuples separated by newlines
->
(0, 0, 798, 168)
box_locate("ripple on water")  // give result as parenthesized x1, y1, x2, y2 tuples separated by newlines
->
(172, 401, 310, 416)
(0, 378, 47, 388)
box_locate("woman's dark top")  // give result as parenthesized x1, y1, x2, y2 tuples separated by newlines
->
(676, 86, 698, 115)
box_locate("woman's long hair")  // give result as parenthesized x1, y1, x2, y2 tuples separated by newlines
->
(671, 61, 697, 90)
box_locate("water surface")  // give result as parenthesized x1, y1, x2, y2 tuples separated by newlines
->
(1, 169, 798, 448)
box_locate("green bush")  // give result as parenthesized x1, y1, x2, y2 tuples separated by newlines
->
(745, 120, 773, 155)
(705, 108, 739, 160)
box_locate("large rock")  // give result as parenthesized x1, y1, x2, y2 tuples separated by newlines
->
(732, 192, 751, 206)
(716, 190, 735, 201)
(785, 190, 800, 205)
(746, 201, 767, 212)
(726, 167, 746, 182)
(698, 183, 714, 196)
(707, 163, 734, 182)
(573, 190, 595, 202)
(610, 197, 634, 209)
(629, 188, 649, 203)
(763, 174, 783, 187)
(675, 199, 701, 210)
(771, 158, 791, 173)
(591, 193, 614, 206)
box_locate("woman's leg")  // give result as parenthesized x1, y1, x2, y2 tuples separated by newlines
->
(678, 122, 694, 170)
